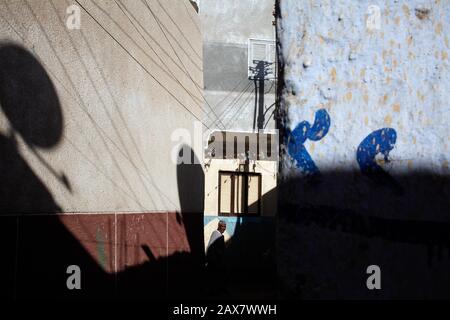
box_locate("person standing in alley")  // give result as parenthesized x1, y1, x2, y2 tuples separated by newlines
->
(205, 220, 227, 295)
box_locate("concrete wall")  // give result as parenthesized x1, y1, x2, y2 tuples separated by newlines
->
(0, 0, 203, 213)
(278, 0, 450, 298)
(202, 129, 278, 291)
(203, 157, 277, 276)
(0, 0, 205, 298)
(201, 0, 275, 44)
(200, 0, 276, 131)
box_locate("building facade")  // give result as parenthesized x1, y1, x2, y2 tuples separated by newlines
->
(278, 0, 450, 299)
(0, 0, 204, 298)
(199, 0, 277, 132)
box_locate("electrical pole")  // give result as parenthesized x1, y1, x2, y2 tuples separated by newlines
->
(250, 60, 272, 131)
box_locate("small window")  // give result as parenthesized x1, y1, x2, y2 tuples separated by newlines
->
(218, 171, 261, 216)
(248, 38, 276, 80)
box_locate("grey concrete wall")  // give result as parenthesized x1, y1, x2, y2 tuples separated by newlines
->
(200, 0, 276, 131)
(278, 0, 450, 299)
(0, 1, 209, 299)
(0, 0, 203, 213)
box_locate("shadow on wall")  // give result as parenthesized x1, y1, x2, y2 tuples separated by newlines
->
(176, 145, 205, 261)
(0, 43, 206, 299)
(0, 43, 112, 299)
(278, 170, 450, 299)
(0, 43, 68, 213)
(224, 210, 277, 299)
(118, 145, 206, 299)
(173, 145, 205, 296)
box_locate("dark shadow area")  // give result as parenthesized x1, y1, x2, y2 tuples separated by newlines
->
(170, 145, 205, 298)
(106, 145, 206, 299)
(0, 43, 111, 299)
(0, 44, 66, 213)
(203, 132, 278, 299)
(0, 44, 206, 300)
(6, 40, 450, 300)
(0, 44, 62, 148)
(176, 146, 205, 260)
(278, 170, 450, 299)
(251, 60, 273, 130)
(224, 214, 277, 300)
(203, 189, 277, 300)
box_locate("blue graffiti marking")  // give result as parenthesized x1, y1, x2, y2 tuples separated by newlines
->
(287, 109, 331, 174)
(357, 128, 397, 173)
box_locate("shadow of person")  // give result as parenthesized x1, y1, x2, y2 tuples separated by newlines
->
(0, 43, 108, 299)
(205, 221, 228, 298)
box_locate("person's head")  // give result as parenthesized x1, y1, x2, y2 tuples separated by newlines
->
(217, 220, 226, 234)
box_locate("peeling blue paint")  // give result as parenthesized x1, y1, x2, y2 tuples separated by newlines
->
(287, 109, 331, 174)
(357, 128, 397, 173)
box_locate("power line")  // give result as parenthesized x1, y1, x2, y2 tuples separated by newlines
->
(59, 0, 174, 208)
(114, 0, 201, 80)
(87, 0, 209, 111)
(141, 0, 226, 129)
(225, 90, 254, 127)
(210, 82, 253, 125)
(21, 0, 149, 207)
(265, 81, 275, 94)
(88, 0, 206, 108)
(204, 77, 247, 117)
(74, 0, 210, 128)
(104, 0, 226, 130)
(112, 0, 223, 128)
(182, 0, 201, 34)
(264, 109, 275, 129)
(224, 89, 255, 128)
(210, 82, 253, 127)
(155, 0, 202, 62)
(4, 0, 179, 208)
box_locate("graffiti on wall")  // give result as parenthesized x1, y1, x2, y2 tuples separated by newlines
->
(288, 109, 399, 185)
(357, 128, 397, 174)
(287, 109, 331, 175)
(357, 128, 403, 193)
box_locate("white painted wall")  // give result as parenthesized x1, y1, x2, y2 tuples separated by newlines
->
(0, 0, 203, 213)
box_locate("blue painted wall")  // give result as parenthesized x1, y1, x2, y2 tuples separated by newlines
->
(278, 0, 450, 299)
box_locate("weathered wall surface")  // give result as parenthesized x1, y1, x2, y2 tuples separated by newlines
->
(0, 0, 203, 213)
(278, 0, 450, 298)
(200, 0, 276, 131)
(201, 0, 275, 44)
(204, 158, 277, 216)
(0, 0, 205, 298)
(280, 0, 449, 177)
